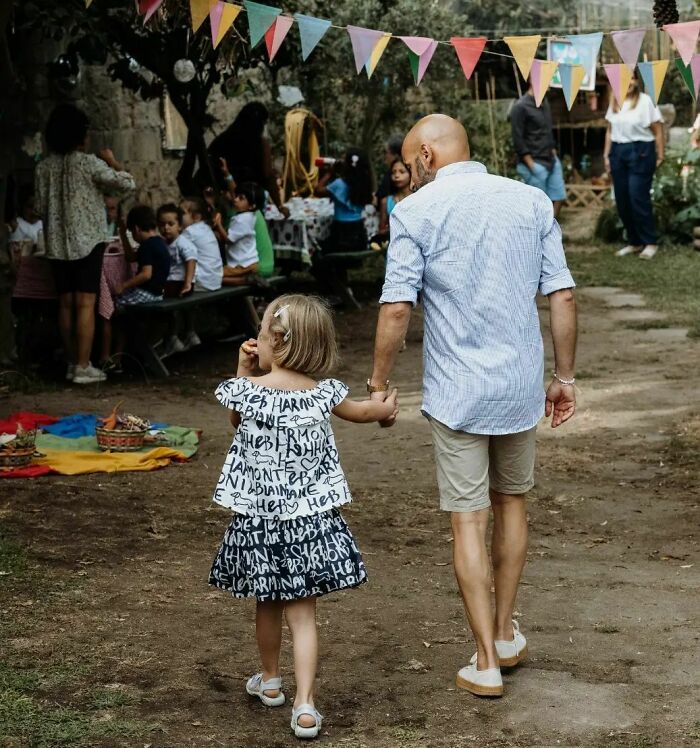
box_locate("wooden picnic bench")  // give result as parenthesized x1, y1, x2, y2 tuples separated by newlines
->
(118, 276, 286, 377)
(316, 249, 383, 309)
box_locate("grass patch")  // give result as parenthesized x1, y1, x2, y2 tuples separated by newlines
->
(568, 244, 700, 336)
(89, 687, 137, 711)
(622, 320, 672, 331)
(0, 531, 28, 580)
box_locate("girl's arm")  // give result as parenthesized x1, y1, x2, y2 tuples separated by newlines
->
(332, 388, 398, 424)
(119, 264, 152, 294)
(651, 122, 665, 167)
(181, 259, 196, 296)
(379, 196, 389, 234)
(212, 212, 228, 244)
(219, 157, 237, 199)
(229, 338, 260, 428)
(314, 169, 333, 198)
(603, 125, 612, 173)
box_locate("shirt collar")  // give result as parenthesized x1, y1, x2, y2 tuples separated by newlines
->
(436, 161, 487, 179)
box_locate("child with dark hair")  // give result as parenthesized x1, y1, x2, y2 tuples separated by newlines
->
(9, 192, 43, 247)
(212, 178, 263, 286)
(116, 205, 171, 306)
(158, 203, 197, 298)
(180, 197, 223, 294)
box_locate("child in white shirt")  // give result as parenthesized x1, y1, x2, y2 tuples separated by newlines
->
(10, 193, 43, 249)
(213, 181, 262, 286)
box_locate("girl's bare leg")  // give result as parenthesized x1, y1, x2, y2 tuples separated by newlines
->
(256, 600, 284, 697)
(285, 597, 318, 728)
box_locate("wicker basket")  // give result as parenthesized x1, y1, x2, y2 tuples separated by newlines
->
(0, 447, 35, 470)
(95, 427, 148, 452)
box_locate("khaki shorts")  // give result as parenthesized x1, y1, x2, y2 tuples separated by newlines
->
(430, 418, 537, 513)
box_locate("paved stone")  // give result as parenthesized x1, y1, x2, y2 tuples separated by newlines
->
(610, 309, 666, 322)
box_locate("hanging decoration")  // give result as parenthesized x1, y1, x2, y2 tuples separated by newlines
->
(173, 58, 197, 83)
(244, 0, 281, 47)
(399, 37, 438, 85)
(85, 0, 94, 7)
(566, 32, 603, 66)
(662, 20, 700, 66)
(189, 0, 210, 32)
(637, 59, 669, 106)
(210, 1, 241, 48)
(346, 26, 387, 75)
(604, 63, 634, 108)
(558, 63, 586, 110)
(265, 15, 294, 61)
(138, 0, 164, 23)
(530, 59, 558, 106)
(654, 0, 679, 27)
(504, 35, 541, 79)
(610, 27, 646, 70)
(294, 14, 331, 60)
(450, 37, 487, 81)
(365, 33, 391, 79)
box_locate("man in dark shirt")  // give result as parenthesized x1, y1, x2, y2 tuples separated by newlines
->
(117, 205, 171, 305)
(510, 85, 567, 217)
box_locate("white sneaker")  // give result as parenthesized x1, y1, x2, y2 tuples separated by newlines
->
(160, 335, 185, 358)
(615, 245, 643, 257)
(181, 331, 201, 351)
(639, 245, 658, 260)
(456, 663, 503, 697)
(72, 363, 107, 384)
(66, 364, 76, 381)
(471, 620, 528, 668)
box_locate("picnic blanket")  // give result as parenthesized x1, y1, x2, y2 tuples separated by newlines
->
(0, 412, 200, 478)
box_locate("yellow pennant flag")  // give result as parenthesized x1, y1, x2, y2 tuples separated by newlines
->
(85, 0, 94, 6)
(504, 35, 541, 79)
(530, 59, 558, 106)
(212, 2, 241, 48)
(190, 0, 211, 32)
(366, 33, 391, 78)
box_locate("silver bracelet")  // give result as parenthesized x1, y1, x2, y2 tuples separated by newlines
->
(552, 370, 576, 386)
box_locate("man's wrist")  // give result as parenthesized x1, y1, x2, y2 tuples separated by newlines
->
(367, 378, 390, 393)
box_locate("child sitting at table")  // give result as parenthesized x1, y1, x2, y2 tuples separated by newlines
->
(10, 191, 43, 250)
(180, 196, 223, 295)
(212, 181, 263, 286)
(117, 205, 170, 306)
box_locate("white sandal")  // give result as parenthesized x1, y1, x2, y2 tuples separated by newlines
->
(246, 673, 285, 707)
(290, 703, 323, 739)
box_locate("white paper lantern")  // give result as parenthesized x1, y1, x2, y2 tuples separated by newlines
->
(173, 59, 196, 83)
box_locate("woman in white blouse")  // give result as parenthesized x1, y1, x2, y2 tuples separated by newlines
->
(604, 76, 665, 260)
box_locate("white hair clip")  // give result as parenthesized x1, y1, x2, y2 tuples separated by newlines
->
(273, 304, 292, 342)
(351, 154, 359, 167)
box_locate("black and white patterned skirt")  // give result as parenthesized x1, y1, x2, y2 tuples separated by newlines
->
(209, 508, 367, 602)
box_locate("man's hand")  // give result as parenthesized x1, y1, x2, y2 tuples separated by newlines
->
(371, 389, 397, 428)
(545, 380, 575, 428)
(237, 338, 259, 377)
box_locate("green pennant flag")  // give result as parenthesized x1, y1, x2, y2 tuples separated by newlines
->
(408, 51, 420, 84)
(244, 1, 281, 47)
(676, 57, 697, 100)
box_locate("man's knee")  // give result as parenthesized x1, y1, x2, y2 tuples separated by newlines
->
(490, 490, 527, 506)
(450, 507, 489, 534)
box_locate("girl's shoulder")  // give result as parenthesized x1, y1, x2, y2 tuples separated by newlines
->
(215, 377, 348, 424)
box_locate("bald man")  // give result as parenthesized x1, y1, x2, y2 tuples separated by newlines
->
(368, 115, 577, 697)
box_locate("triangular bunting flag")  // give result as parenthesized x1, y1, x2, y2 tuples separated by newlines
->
(566, 32, 603, 66)
(210, 1, 241, 48)
(637, 60, 669, 106)
(692, 54, 700, 99)
(504, 35, 541, 79)
(530, 59, 558, 106)
(662, 20, 700, 66)
(244, 1, 281, 47)
(399, 37, 438, 85)
(610, 27, 646, 70)
(675, 57, 697, 99)
(450, 37, 487, 81)
(85, 0, 94, 7)
(139, 0, 163, 22)
(190, 0, 210, 32)
(294, 14, 331, 60)
(604, 63, 634, 108)
(346, 26, 386, 75)
(265, 14, 294, 61)
(365, 33, 391, 79)
(558, 63, 586, 110)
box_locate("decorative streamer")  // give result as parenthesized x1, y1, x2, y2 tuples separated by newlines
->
(610, 27, 646, 70)
(450, 37, 487, 80)
(558, 63, 586, 110)
(637, 59, 669, 106)
(365, 33, 391, 78)
(692, 54, 700, 98)
(265, 14, 294, 61)
(85, 0, 94, 7)
(604, 63, 634, 108)
(504, 35, 541, 79)
(244, 0, 281, 47)
(566, 31, 603, 65)
(662, 20, 700, 66)
(294, 14, 331, 60)
(190, 0, 211, 32)
(210, 1, 241, 48)
(399, 36, 438, 85)
(346, 26, 387, 74)
(138, 0, 163, 22)
(529, 59, 558, 106)
(675, 57, 697, 99)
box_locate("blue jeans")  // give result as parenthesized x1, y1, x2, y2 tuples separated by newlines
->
(516, 157, 567, 201)
(609, 141, 658, 245)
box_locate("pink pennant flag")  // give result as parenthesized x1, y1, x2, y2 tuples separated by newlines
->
(692, 53, 700, 98)
(610, 27, 646, 70)
(346, 26, 386, 74)
(604, 63, 633, 108)
(663, 20, 700, 66)
(450, 37, 487, 81)
(139, 0, 163, 22)
(399, 36, 438, 85)
(265, 15, 294, 61)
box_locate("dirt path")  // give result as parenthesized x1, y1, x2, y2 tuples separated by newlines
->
(2, 263, 700, 747)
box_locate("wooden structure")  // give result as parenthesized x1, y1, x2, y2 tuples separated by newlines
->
(564, 183, 610, 210)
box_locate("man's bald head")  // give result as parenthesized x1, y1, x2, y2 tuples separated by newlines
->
(402, 114, 470, 191)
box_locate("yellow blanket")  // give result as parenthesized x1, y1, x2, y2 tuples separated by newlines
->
(35, 447, 188, 476)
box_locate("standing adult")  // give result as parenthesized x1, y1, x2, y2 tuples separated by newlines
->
(510, 85, 567, 217)
(368, 114, 577, 697)
(35, 103, 135, 384)
(375, 134, 404, 203)
(207, 102, 289, 217)
(604, 76, 664, 260)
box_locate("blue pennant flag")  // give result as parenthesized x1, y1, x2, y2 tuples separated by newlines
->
(294, 13, 332, 60)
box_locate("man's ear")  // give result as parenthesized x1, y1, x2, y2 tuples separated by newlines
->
(420, 143, 433, 166)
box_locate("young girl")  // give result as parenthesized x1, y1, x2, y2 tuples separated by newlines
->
(212, 181, 262, 286)
(209, 294, 398, 740)
(180, 197, 223, 294)
(378, 159, 411, 236)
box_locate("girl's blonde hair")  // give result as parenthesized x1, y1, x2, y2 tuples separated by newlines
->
(267, 294, 339, 378)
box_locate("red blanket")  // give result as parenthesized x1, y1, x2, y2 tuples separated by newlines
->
(0, 412, 59, 433)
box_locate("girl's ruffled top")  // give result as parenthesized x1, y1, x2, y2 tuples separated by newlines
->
(213, 377, 351, 520)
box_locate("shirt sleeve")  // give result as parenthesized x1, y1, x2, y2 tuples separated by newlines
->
(227, 213, 255, 244)
(537, 197, 576, 296)
(177, 235, 198, 263)
(379, 209, 424, 306)
(326, 178, 348, 207)
(510, 104, 529, 159)
(89, 155, 136, 195)
(326, 379, 349, 409)
(646, 95, 663, 125)
(215, 378, 248, 410)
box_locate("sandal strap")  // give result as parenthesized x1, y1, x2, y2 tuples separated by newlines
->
(292, 703, 322, 726)
(261, 676, 282, 690)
